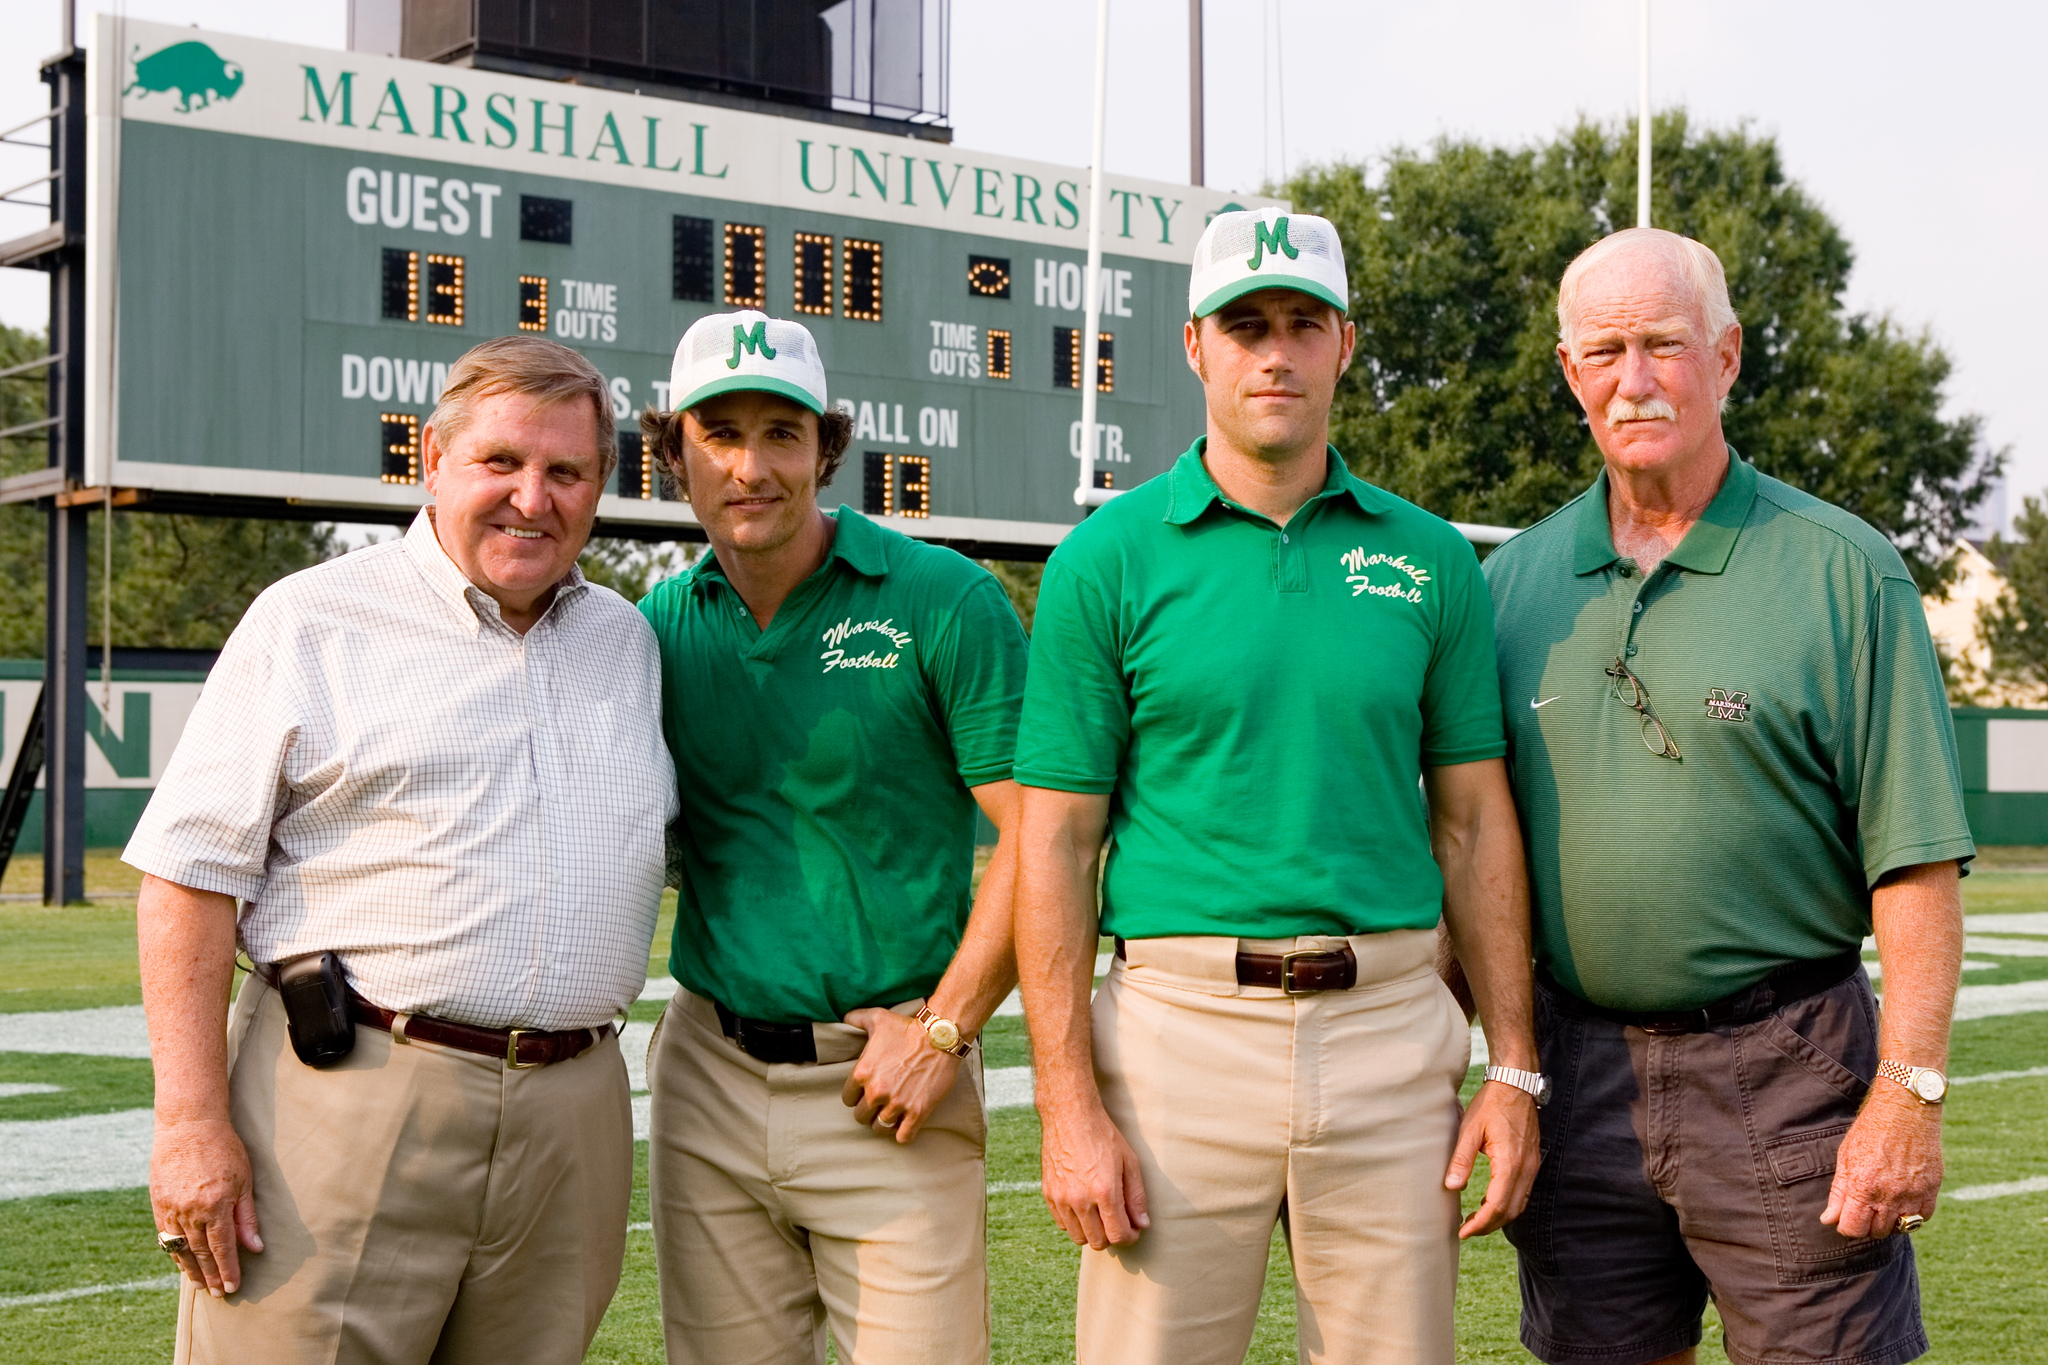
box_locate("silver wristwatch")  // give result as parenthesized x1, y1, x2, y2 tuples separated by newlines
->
(1484, 1065, 1552, 1108)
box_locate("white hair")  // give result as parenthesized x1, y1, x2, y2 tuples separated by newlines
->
(1556, 227, 1738, 354)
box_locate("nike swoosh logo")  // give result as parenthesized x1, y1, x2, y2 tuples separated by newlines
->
(1530, 696, 1561, 709)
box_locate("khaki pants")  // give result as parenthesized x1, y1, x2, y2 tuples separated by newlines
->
(646, 988, 989, 1365)
(1077, 930, 1470, 1365)
(175, 977, 633, 1365)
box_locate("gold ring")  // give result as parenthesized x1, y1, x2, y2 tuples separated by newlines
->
(1895, 1214, 1926, 1235)
(157, 1230, 191, 1255)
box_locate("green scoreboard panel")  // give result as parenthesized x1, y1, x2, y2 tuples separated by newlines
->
(87, 18, 1277, 552)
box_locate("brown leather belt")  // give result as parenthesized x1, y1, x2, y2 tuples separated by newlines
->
(1114, 939, 1359, 993)
(347, 991, 611, 1069)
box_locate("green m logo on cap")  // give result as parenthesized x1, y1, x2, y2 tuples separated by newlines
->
(727, 321, 778, 369)
(1246, 217, 1300, 272)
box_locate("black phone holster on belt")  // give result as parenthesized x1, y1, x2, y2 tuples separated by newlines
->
(274, 951, 356, 1068)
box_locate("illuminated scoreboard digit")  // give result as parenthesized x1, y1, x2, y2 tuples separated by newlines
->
(92, 17, 1277, 552)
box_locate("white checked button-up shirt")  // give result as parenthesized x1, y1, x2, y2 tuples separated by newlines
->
(124, 511, 678, 1031)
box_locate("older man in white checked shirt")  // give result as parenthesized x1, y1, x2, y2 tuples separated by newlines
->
(126, 335, 677, 1365)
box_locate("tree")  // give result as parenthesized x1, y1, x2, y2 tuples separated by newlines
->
(1, 322, 339, 657)
(1980, 497, 2048, 694)
(1287, 112, 2001, 592)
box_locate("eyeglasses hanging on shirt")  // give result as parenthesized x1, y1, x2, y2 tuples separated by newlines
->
(1605, 657, 1683, 761)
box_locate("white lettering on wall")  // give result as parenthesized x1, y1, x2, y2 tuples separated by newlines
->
(345, 167, 499, 238)
(1033, 260, 1134, 316)
(342, 353, 449, 405)
(554, 278, 619, 344)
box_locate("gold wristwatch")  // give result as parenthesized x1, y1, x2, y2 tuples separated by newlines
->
(1877, 1059, 1947, 1104)
(915, 1004, 973, 1058)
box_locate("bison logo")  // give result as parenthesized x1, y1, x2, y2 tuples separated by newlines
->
(124, 41, 244, 113)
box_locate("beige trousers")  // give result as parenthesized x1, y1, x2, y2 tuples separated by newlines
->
(175, 977, 633, 1365)
(646, 988, 989, 1365)
(1076, 930, 1470, 1365)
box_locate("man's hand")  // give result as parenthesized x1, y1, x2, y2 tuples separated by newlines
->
(1445, 1081, 1540, 1238)
(1822, 1086, 1943, 1239)
(1039, 1092, 1149, 1250)
(841, 1008, 962, 1143)
(150, 1115, 262, 1296)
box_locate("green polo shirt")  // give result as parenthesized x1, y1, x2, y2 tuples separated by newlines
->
(1484, 453, 1975, 1012)
(1014, 440, 1506, 941)
(638, 508, 1029, 1023)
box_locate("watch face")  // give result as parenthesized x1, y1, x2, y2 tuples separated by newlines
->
(1534, 1075, 1553, 1109)
(928, 1019, 961, 1052)
(1912, 1070, 1946, 1102)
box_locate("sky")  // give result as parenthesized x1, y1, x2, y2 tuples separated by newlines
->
(2, 0, 2039, 530)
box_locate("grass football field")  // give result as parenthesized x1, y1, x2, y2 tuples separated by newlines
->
(3, 849, 2045, 1362)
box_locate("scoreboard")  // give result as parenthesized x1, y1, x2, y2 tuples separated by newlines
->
(85, 17, 1279, 552)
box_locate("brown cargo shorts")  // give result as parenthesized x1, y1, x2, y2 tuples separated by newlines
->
(1504, 968, 1927, 1365)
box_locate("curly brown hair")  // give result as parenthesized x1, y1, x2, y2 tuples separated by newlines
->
(639, 402, 854, 502)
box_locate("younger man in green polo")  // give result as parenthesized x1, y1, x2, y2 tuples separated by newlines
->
(636, 310, 1028, 1365)
(1013, 210, 1544, 1364)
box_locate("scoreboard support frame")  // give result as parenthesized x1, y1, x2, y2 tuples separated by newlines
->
(0, 40, 90, 904)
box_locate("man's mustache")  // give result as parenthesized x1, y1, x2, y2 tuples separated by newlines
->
(1606, 395, 1678, 424)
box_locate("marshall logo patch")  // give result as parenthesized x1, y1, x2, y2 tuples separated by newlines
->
(1704, 688, 1752, 723)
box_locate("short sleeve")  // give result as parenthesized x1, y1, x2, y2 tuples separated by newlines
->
(924, 573, 1031, 785)
(1013, 556, 1128, 793)
(121, 596, 303, 901)
(1419, 533, 1508, 767)
(1845, 574, 1977, 884)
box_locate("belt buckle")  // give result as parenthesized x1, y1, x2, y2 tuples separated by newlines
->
(1279, 949, 1324, 996)
(505, 1027, 539, 1069)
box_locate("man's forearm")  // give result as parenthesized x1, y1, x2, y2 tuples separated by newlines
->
(138, 876, 241, 1124)
(929, 831, 1020, 1038)
(1014, 796, 1106, 1101)
(1870, 861, 1963, 1072)
(1429, 763, 1536, 1071)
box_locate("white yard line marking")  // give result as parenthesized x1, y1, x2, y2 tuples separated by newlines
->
(1952, 1065, 2048, 1086)
(986, 1065, 1034, 1111)
(0, 1275, 179, 1310)
(1964, 936, 2048, 957)
(0, 1006, 152, 1058)
(628, 1221, 652, 1232)
(989, 1180, 1043, 1195)
(1964, 913, 2048, 936)
(0, 1083, 65, 1099)
(1952, 980, 2048, 1022)
(620, 1021, 654, 1094)
(1948, 1176, 2048, 1202)
(0, 1108, 154, 1200)
(637, 977, 677, 1002)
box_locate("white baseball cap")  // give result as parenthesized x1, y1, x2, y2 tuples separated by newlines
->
(669, 310, 829, 415)
(1187, 208, 1349, 319)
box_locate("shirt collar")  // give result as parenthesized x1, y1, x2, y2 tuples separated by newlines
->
(403, 507, 588, 633)
(1162, 437, 1394, 526)
(1571, 447, 1758, 577)
(692, 505, 891, 593)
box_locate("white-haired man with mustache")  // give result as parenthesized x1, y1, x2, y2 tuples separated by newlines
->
(1483, 228, 1973, 1365)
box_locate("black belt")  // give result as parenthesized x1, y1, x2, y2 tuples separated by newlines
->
(1541, 948, 1864, 1034)
(713, 999, 818, 1064)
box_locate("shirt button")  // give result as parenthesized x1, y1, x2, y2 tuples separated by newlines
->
(1627, 643, 1639, 656)
(1281, 534, 1289, 544)
(1633, 602, 1643, 613)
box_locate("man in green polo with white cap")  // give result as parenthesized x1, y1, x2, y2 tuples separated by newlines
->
(1013, 208, 1545, 1363)
(636, 309, 1029, 1365)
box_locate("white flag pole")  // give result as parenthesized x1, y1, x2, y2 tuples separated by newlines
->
(1075, 0, 1117, 507)
(1637, 0, 1652, 229)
